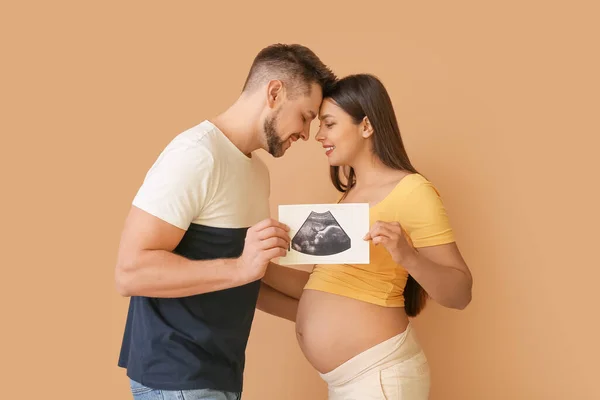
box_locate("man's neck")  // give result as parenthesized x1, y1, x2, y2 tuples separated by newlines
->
(211, 95, 263, 157)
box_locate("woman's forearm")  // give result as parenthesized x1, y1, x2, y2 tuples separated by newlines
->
(256, 282, 299, 322)
(262, 262, 311, 300)
(403, 252, 472, 309)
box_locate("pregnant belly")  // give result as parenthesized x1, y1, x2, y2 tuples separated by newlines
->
(296, 289, 410, 374)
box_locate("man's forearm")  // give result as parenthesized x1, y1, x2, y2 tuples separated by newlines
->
(116, 249, 243, 298)
(256, 282, 299, 322)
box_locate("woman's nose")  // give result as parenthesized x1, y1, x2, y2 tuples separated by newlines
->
(315, 129, 324, 142)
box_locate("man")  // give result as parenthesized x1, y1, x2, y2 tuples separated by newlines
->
(115, 43, 336, 399)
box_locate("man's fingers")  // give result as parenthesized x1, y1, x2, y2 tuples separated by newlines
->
(260, 237, 289, 251)
(252, 218, 289, 233)
(262, 247, 287, 261)
(257, 226, 290, 242)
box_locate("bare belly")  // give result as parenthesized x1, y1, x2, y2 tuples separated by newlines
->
(296, 289, 410, 374)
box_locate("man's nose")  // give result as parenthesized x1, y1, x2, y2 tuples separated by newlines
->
(300, 128, 309, 141)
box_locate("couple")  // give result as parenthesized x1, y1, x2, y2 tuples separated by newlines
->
(115, 43, 473, 400)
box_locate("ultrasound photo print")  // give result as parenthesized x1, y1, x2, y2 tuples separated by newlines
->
(278, 203, 370, 265)
(291, 211, 351, 256)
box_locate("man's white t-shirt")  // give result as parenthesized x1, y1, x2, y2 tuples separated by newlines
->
(132, 120, 271, 230)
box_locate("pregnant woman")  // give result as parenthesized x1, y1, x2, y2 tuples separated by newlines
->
(259, 74, 473, 399)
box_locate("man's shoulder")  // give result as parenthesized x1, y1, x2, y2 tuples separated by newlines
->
(168, 120, 220, 151)
(156, 121, 224, 168)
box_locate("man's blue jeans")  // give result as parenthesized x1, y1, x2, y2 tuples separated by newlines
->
(130, 379, 241, 400)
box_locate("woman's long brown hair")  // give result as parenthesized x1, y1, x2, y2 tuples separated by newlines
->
(326, 73, 428, 317)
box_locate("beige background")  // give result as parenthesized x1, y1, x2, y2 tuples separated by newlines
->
(2, 1, 599, 399)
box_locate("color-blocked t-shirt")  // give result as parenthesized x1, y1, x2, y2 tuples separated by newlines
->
(118, 120, 270, 392)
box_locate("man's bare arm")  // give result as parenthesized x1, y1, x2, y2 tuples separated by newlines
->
(114, 206, 289, 298)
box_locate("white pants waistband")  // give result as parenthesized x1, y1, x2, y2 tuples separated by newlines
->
(320, 322, 425, 388)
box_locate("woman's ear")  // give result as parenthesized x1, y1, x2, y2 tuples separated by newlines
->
(361, 116, 374, 138)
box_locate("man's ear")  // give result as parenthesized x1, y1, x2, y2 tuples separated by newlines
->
(361, 116, 374, 138)
(267, 80, 284, 109)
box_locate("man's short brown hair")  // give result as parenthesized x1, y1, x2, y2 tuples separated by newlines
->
(242, 43, 337, 97)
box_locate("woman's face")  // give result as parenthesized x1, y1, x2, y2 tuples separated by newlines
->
(315, 99, 370, 167)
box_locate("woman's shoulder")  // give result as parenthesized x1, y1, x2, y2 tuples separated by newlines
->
(390, 173, 440, 201)
(393, 173, 455, 246)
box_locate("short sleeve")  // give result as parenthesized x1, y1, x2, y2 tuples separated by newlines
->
(132, 142, 214, 230)
(396, 182, 455, 248)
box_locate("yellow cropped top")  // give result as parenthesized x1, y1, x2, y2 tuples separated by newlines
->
(304, 173, 455, 307)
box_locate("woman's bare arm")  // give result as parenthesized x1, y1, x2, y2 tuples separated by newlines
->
(262, 263, 312, 300)
(256, 282, 299, 322)
(404, 242, 472, 309)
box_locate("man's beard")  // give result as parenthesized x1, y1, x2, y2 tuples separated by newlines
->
(264, 109, 286, 158)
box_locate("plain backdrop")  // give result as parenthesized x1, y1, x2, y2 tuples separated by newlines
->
(1, 1, 599, 399)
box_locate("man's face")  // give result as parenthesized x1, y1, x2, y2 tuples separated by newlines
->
(263, 82, 323, 158)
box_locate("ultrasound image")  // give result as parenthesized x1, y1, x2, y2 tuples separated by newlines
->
(291, 211, 351, 256)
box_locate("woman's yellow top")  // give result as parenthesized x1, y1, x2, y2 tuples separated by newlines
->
(304, 174, 455, 307)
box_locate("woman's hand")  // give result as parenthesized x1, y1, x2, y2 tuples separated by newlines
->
(364, 220, 473, 310)
(363, 221, 418, 266)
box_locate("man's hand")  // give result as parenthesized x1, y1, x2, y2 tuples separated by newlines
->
(237, 218, 290, 284)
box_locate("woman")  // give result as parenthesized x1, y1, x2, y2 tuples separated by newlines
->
(260, 74, 473, 399)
